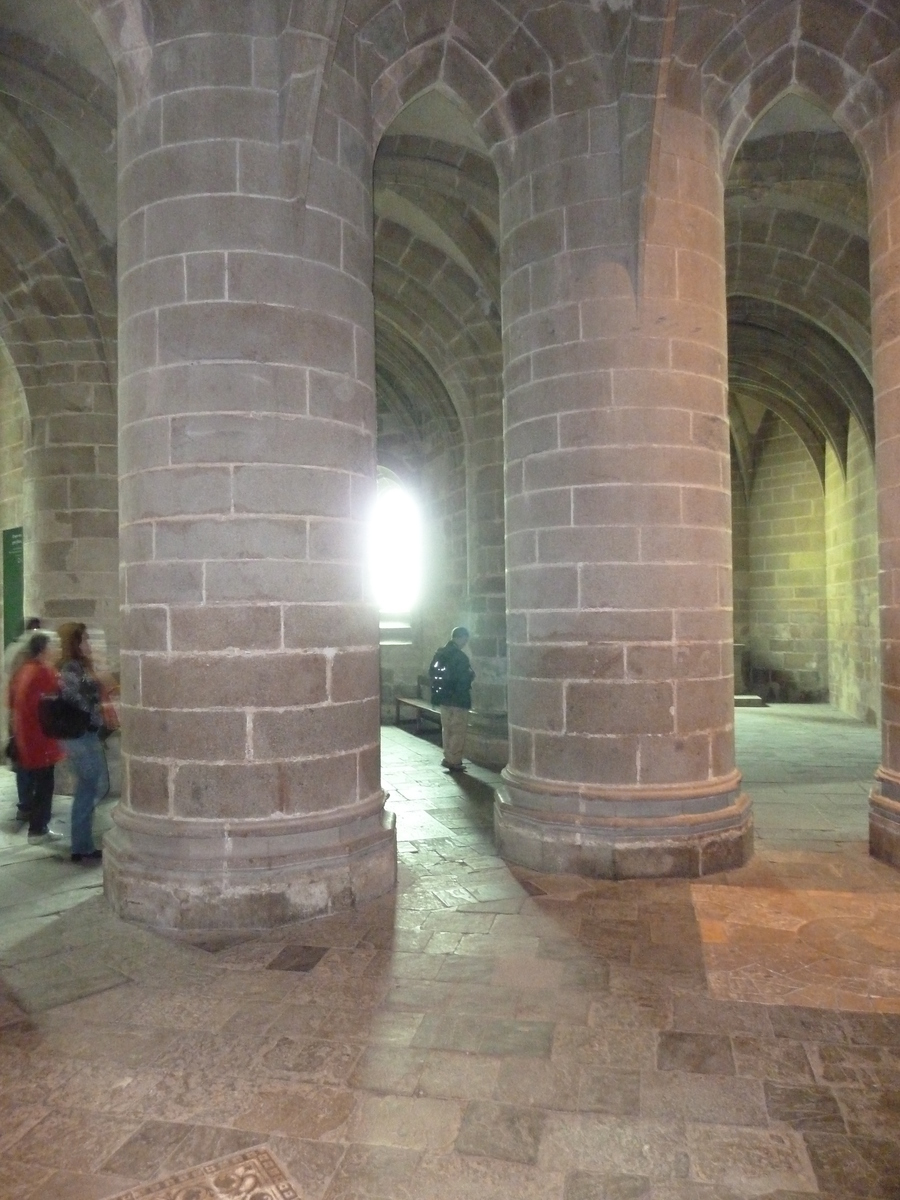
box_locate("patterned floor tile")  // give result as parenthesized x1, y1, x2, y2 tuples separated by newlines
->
(106, 1148, 299, 1199)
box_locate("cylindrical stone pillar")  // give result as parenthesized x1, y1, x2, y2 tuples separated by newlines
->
(465, 382, 509, 767)
(104, 8, 395, 930)
(495, 103, 752, 877)
(869, 99, 900, 867)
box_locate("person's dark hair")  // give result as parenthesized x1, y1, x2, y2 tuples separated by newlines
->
(451, 626, 469, 642)
(25, 617, 41, 631)
(26, 632, 50, 659)
(57, 621, 93, 672)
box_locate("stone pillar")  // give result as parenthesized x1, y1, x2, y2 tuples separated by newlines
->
(465, 382, 509, 768)
(104, 7, 396, 930)
(495, 104, 752, 877)
(869, 99, 900, 867)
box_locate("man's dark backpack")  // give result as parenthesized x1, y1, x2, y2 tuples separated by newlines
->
(429, 650, 448, 706)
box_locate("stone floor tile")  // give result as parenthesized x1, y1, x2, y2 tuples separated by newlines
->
(258, 1035, 363, 1085)
(0, 1103, 51, 1156)
(641, 1070, 768, 1126)
(587, 994, 672, 1032)
(383, 978, 454, 1012)
(159, 1124, 265, 1174)
(8, 1111, 141, 1174)
(348, 1046, 425, 1095)
(490, 955, 565, 990)
(149, 1030, 265, 1075)
(19, 1167, 140, 1199)
(417, 1049, 502, 1099)
(842, 1012, 900, 1047)
(411, 1014, 485, 1052)
(493, 1058, 580, 1110)
(578, 922, 643, 963)
(262, 1002, 329, 1040)
(808, 1041, 896, 1086)
(730, 1036, 815, 1084)
(514, 987, 592, 1023)
(97, 1120, 192, 1180)
(802, 1131, 900, 1197)
(319, 1143, 420, 1200)
(670, 994, 773, 1037)
(347, 1094, 463, 1153)
(434, 955, 494, 983)
(762, 1082, 848, 1132)
(835, 1085, 900, 1139)
(456, 1100, 546, 1164)
(563, 1171, 650, 1199)
(264, 1136, 344, 1200)
(537, 1115, 690, 1179)
(647, 1187, 819, 1200)
(577, 1068, 642, 1117)
(685, 1125, 818, 1193)
(552, 1024, 658, 1071)
(444, 982, 521, 1018)
(768, 1006, 849, 1043)
(408, 1150, 566, 1200)
(478, 1018, 555, 1056)
(235, 1083, 357, 1141)
(656, 1032, 735, 1075)
(364, 1010, 425, 1047)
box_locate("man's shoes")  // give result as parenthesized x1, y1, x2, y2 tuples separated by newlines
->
(14, 809, 29, 823)
(27, 830, 64, 844)
(446, 763, 466, 773)
(71, 850, 102, 863)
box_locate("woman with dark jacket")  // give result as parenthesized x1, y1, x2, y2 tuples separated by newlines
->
(9, 632, 64, 843)
(57, 622, 106, 863)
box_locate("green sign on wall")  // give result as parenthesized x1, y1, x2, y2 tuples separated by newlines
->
(3, 526, 24, 649)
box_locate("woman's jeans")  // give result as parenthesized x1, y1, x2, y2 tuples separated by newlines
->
(63, 732, 105, 854)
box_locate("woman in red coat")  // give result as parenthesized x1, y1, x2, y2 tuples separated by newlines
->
(9, 632, 63, 843)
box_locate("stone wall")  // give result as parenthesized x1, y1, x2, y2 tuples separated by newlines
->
(748, 417, 828, 701)
(731, 456, 750, 687)
(825, 421, 879, 723)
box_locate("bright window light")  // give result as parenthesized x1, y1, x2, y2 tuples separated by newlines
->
(369, 479, 423, 614)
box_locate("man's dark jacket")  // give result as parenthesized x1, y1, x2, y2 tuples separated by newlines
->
(429, 641, 474, 709)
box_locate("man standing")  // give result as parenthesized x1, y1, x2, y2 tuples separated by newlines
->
(429, 626, 475, 773)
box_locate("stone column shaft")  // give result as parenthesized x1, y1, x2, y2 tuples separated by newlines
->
(104, 7, 395, 931)
(495, 103, 751, 877)
(869, 100, 900, 866)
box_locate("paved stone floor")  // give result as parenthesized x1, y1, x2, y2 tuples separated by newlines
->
(0, 705, 898, 1199)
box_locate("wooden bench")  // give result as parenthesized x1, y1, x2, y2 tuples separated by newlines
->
(394, 674, 442, 733)
(394, 693, 442, 733)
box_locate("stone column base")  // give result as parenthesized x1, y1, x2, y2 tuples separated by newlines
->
(466, 711, 509, 771)
(103, 803, 396, 933)
(870, 769, 900, 868)
(494, 770, 753, 878)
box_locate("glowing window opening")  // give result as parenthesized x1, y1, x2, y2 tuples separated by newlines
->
(369, 472, 423, 617)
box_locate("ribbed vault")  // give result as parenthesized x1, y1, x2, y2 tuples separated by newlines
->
(373, 92, 501, 460)
(727, 94, 873, 495)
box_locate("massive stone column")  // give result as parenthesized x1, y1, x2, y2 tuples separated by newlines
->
(104, 6, 395, 930)
(464, 373, 509, 768)
(495, 102, 752, 877)
(869, 99, 900, 867)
